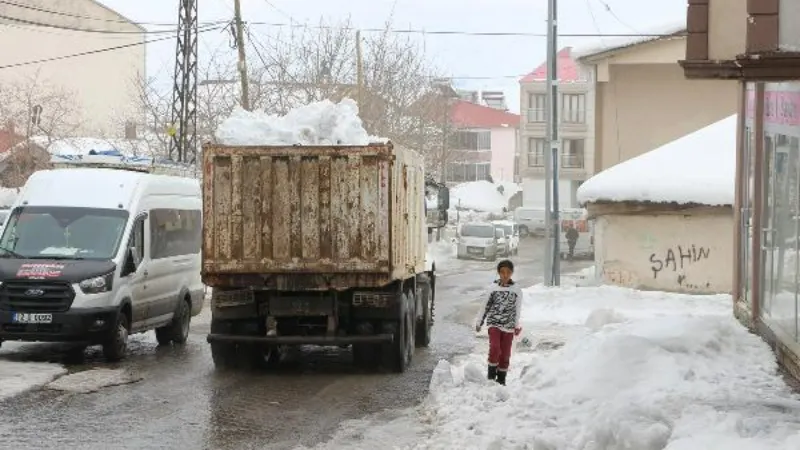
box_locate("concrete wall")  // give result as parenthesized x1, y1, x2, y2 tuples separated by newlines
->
(0, 0, 145, 136)
(490, 127, 517, 182)
(594, 209, 734, 294)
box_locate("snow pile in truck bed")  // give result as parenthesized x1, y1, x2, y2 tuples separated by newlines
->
(214, 98, 386, 146)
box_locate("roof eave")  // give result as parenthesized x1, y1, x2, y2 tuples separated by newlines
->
(576, 30, 688, 64)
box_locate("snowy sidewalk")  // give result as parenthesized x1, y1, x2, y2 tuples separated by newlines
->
(418, 278, 800, 449)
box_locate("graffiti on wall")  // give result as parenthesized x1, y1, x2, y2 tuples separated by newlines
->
(649, 245, 711, 280)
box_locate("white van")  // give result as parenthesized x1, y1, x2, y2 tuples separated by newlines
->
(0, 168, 204, 361)
(514, 207, 546, 237)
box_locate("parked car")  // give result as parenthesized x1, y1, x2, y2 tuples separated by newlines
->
(492, 220, 520, 255)
(0, 168, 205, 361)
(457, 222, 503, 260)
(514, 207, 546, 237)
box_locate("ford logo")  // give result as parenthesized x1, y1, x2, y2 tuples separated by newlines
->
(25, 289, 45, 297)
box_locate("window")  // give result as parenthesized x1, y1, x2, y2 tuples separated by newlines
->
(528, 94, 546, 122)
(562, 139, 585, 168)
(0, 206, 129, 260)
(150, 209, 201, 259)
(445, 162, 491, 183)
(451, 130, 491, 150)
(561, 94, 586, 124)
(131, 215, 145, 266)
(527, 138, 546, 167)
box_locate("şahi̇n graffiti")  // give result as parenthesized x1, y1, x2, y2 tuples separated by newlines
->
(649, 245, 710, 279)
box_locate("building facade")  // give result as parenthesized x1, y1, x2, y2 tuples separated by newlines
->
(445, 100, 520, 184)
(680, 0, 800, 377)
(577, 29, 738, 174)
(0, 0, 146, 137)
(518, 48, 593, 208)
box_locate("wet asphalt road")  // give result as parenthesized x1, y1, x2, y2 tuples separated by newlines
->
(0, 239, 589, 450)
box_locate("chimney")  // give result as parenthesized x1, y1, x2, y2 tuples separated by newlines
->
(124, 121, 137, 140)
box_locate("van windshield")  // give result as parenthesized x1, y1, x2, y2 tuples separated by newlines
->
(461, 225, 494, 238)
(0, 206, 129, 260)
(496, 224, 513, 236)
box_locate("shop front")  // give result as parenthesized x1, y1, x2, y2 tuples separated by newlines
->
(738, 82, 800, 357)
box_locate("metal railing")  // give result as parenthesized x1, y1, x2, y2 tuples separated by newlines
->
(525, 108, 587, 124)
(526, 150, 584, 169)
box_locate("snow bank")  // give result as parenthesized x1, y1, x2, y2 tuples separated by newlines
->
(424, 285, 800, 449)
(451, 181, 511, 213)
(0, 361, 66, 401)
(577, 115, 736, 206)
(214, 98, 386, 146)
(573, 20, 686, 59)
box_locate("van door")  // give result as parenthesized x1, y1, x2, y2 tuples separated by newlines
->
(125, 213, 151, 331)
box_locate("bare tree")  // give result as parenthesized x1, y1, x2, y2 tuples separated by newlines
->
(0, 72, 81, 186)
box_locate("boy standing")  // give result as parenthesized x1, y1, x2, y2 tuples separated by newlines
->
(475, 260, 523, 385)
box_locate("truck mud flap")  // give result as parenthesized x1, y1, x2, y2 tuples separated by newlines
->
(206, 333, 394, 346)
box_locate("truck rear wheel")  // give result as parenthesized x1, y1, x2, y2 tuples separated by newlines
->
(210, 318, 237, 370)
(416, 281, 432, 348)
(384, 292, 414, 373)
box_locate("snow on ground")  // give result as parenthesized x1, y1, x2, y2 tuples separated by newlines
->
(451, 181, 512, 214)
(422, 284, 800, 449)
(0, 361, 66, 401)
(46, 368, 142, 394)
(572, 20, 686, 59)
(0, 187, 18, 207)
(577, 114, 736, 206)
(215, 98, 385, 146)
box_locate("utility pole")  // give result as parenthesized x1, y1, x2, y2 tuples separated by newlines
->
(544, 0, 560, 286)
(356, 30, 364, 109)
(233, 0, 250, 110)
(168, 0, 198, 163)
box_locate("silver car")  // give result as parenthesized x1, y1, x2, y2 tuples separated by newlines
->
(456, 223, 503, 260)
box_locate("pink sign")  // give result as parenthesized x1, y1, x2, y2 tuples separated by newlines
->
(745, 90, 800, 125)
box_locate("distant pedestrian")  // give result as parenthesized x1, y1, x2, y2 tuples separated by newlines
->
(565, 225, 579, 259)
(475, 259, 523, 385)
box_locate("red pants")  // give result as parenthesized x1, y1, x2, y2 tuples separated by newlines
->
(488, 327, 514, 371)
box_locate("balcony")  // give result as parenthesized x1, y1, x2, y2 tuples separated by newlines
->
(524, 108, 588, 132)
(523, 150, 585, 174)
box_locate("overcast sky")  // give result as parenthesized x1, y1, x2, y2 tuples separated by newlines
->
(99, 0, 687, 113)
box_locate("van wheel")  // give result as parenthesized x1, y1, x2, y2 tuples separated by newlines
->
(156, 298, 191, 345)
(103, 310, 129, 362)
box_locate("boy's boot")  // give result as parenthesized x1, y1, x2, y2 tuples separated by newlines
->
(487, 365, 497, 380)
(496, 370, 507, 385)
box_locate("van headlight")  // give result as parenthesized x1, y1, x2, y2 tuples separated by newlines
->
(79, 272, 114, 294)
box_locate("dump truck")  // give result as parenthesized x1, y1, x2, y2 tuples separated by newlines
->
(202, 142, 450, 372)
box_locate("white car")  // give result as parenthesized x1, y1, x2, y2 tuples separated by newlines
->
(492, 220, 520, 256)
(456, 222, 503, 260)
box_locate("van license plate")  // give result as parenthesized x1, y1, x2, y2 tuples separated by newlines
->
(12, 313, 53, 324)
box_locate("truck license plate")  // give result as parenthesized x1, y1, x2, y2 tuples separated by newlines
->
(12, 313, 53, 324)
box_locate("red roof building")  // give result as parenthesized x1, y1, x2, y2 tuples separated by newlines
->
(450, 100, 521, 129)
(520, 47, 580, 83)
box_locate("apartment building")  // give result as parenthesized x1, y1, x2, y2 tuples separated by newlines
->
(518, 47, 593, 208)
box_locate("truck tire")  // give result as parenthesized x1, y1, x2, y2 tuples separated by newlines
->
(384, 291, 414, 373)
(416, 281, 432, 348)
(210, 318, 238, 370)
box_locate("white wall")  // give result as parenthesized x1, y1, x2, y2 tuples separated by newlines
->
(490, 127, 517, 182)
(0, 1, 145, 136)
(595, 211, 734, 294)
(522, 178, 578, 208)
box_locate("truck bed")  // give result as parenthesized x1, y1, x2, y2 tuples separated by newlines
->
(201, 143, 426, 290)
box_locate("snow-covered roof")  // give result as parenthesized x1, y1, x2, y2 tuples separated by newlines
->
(577, 114, 737, 207)
(28, 136, 157, 158)
(573, 20, 686, 60)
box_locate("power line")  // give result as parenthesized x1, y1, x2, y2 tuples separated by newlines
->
(0, 11, 221, 35)
(0, 0, 219, 28)
(592, 0, 639, 34)
(0, 25, 223, 70)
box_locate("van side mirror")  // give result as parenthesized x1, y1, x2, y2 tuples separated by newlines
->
(121, 247, 137, 276)
(438, 186, 450, 210)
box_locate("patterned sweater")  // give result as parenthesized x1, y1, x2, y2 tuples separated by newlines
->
(476, 280, 523, 333)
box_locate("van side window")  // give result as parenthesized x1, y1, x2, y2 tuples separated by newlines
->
(131, 216, 145, 266)
(149, 209, 201, 260)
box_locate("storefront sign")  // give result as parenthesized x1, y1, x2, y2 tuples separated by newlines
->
(746, 90, 800, 125)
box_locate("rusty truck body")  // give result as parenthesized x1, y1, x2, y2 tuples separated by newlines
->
(202, 142, 449, 372)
